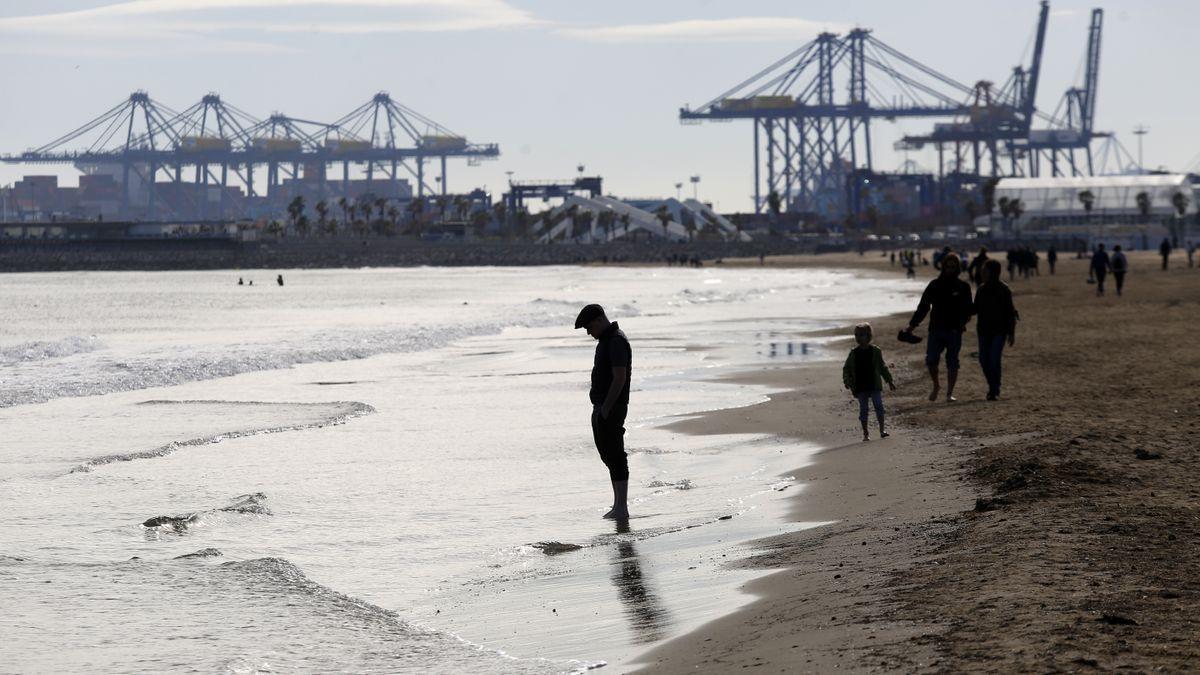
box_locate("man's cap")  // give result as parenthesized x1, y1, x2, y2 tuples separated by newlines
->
(574, 303, 606, 329)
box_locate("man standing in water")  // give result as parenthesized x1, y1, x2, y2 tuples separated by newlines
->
(576, 304, 632, 519)
(903, 253, 973, 402)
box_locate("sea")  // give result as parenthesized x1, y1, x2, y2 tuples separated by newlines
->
(0, 264, 917, 673)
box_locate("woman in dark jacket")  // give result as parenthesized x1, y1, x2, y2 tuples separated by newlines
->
(974, 259, 1018, 400)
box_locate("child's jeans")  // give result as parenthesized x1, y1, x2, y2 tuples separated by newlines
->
(856, 390, 884, 424)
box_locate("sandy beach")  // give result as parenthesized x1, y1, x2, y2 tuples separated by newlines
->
(635, 249, 1200, 672)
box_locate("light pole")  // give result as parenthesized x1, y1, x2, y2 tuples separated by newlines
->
(690, 175, 700, 201)
(674, 183, 682, 200)
(1133, 125, 1149, 172)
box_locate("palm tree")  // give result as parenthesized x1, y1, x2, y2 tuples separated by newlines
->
(618, 212, 631, 239)
(407, 197, 426, 237)
(375, 198, 387, 224)
(514, 207, 531, 241)
(1135, 191, 1151, 222)
(575, 210, 594, 243)
(286, 196, 305, 235)
(296, 215, 311, 238)
(732, 213, 744, 240)
(654, 205, 672, 239)
(453, 195, 468, 221)
(681, 210, 696, 242)
(1077, 189, 1096, 214)
(1171, 191, 1189, 218)
(470, 210, 490, 240)
(597, 209, 615, 243)
(436, 196, 450, 222)
(315, 200, 329, 235)
(266, 219, 283, 238)
(981, 177, 1000, 214)
(386, 205, 400, 236)
(492, 202, 507, 238)
(766, 191, 782, 219)
(337, 196, 351, 231)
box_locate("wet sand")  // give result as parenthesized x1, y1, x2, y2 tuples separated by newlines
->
(634, 249, 1200, 672)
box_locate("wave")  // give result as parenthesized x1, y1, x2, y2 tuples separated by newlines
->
(1, 299, 590, 408)
(0, 335, 104, 364)
(71, 400, 374, 473)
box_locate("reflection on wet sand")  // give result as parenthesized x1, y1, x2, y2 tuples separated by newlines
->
(611, 520, 671, 644)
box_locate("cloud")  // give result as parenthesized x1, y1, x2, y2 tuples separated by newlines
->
(559, 17, 850, 44)
(0, 0, 543, 47)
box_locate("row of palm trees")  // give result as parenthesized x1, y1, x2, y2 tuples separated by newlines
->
(263, 194, 509, 239)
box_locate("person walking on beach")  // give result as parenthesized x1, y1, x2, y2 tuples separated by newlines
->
(903, 253, 973, 402)
(1188, 241, 1196, 268)
(974, 260, 1018, 401)
(842, 323, 895, 441)
(1111, 245, 1129, 296)
(967, 246, 989, 286)
(1091, 244, 1111, 296)
(576, 304, 632, 520)
(1047, 245, 1057, 275)
(1160, 238, 1172, 271)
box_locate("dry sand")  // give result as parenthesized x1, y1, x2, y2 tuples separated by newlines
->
(633, 249, 1200, 672)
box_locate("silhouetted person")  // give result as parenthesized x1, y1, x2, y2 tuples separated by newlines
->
(1047, 245, 1057, 275)
(1160, 238, 1172, 271)
(576, 304, 632, 520)
(1091, 244, 1111, 296)
(890, 251, 896, 266)
(966, 246, 989, 286)
(974, 260, 1018, 401)
(1188, 241, 1196, 268)
(904, 253, 973, 402)
(237, 277, 244, 286)
(276, 274, 284, 287)
(842, 323, 895, 441)
(1111, 245, 1128, 296)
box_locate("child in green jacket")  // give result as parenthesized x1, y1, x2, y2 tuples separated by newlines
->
(842, 323, 896, 441)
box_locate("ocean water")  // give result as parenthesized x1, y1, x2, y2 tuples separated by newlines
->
(0, 265, 917, 673)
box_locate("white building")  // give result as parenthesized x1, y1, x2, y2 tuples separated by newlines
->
(994, 174, 1195, 220)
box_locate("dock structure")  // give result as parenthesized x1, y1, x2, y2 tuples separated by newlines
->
(2, 91, 499, 221)
(681, 1, 1120, 219)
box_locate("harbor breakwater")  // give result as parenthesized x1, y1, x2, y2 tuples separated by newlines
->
(0, 238, 835, 272)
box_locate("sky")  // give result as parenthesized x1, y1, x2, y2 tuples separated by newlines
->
(1, 0, 1198, 212)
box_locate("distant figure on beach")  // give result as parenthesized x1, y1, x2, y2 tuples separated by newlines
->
(576, 304, 632, 520)
(1188, 241, 1196, 268)
(903, 252, 916, 279)
(1111, 245, 1128, 296)
(238, 277, 244, 286)
(890, 251, 896, 266)
(1091, 244, 1111, 296)
(1047, 245, 1057, 275)
(974, 260, 1018, 401)
(1160, 238, 1172, 270)
(904, 253, 972, 402)
(248, 279, 253, 286)
(277, 274, 284, 287)
(966, 246, 989, 286)
(842, 323, 894, 441)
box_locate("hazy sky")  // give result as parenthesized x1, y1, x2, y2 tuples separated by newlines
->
(1, 0, 1197, 211)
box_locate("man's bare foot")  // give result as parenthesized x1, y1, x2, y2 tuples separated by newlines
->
(603, 508, 629, 520)
(928, 386, 940, 402)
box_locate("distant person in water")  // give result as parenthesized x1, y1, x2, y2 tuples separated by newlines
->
(1111, 245, 1129, 296)
(1091, 244, 1111, 296)
(842, 323, 895, 441)
(974, 260, 1018, 400)
(277, 274, 284, 287)
(904, 252, 973, 402)
(238, 277, 244, 286)
(576, 304, 632, 520)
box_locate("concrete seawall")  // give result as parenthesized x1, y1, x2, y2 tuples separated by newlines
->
(0, 238, 837, 272)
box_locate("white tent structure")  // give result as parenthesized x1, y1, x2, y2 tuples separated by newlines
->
(994, 174, 1195, 218)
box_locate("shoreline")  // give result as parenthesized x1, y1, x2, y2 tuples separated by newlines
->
(629, 306, 977, 672)
(632, 250, 1200, 672)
